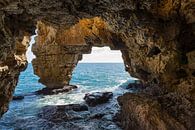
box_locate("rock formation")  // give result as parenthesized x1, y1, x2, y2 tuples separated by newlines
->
(0, 0, 194, 129)
(84, 92, 113, 106)
(32, 18, 110, 88)
(36, 85, 78, 95)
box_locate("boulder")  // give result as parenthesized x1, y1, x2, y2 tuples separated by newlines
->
(36, 85, 77, 95)
(38, 104, 88, 123)
(84, 92, 113, 107)
(61, 104, 88, 112)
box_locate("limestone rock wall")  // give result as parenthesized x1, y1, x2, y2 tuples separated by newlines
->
(32, 18, 112, 88)
(0, 0, 194, 129)
(32, 21, 82, 88)
(114, 1, 195, 129)
(0, 14, 32, 116)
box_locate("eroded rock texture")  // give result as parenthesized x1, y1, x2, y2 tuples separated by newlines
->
(32, 18, 111, 88)
(32, 17, 128, 88)
(0, 7, 34, 116)
(0, 0, 194, 129)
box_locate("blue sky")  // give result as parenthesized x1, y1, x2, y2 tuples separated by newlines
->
(27, 36, 123, 63)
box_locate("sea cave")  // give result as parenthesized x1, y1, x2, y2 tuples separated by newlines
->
(0, 0, 194, 130)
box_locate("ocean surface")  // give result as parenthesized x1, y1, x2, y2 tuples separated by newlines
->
(0, 63, 136, 130)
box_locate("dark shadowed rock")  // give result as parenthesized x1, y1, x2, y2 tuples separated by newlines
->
(36, 85, 77, 95)
(13, 95, 24, 100)
(84, 92, 113, 107)
(126, 83, 145, 89)
(38, 104, 88, 123)
(89, 113, 105, 119)
(117, 93, 186, 130)
(61, 104, 88, 112)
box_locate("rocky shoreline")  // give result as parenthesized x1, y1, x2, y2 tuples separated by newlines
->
(10, 81, 194, 130)
(36, 85, 78, 95)
(9, 82, 136, 130)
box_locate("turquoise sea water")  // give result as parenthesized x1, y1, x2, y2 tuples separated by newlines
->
(0, 63, 136, 129)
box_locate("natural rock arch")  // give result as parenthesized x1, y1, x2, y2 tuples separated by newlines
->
(0, 0, 194, 129)
(32, 17, 129, 88)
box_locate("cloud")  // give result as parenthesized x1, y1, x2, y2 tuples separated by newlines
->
(80, 47, 123, 63)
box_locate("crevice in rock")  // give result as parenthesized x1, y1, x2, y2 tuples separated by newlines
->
(192, 71, 195, 77)
(119, 9, 133, 20)
(136, 68, 151, 80)
(110, 33, 127, 50)
(177, 23, 195, 53)
(152, 78, 159, 84)
(179, 53, 188, 65)
(175, 69, 188, 79)
(147, 46, 161, 57)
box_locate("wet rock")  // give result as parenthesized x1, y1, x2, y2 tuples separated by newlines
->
(89, 113, 105, 119)
(38, 104, 88, 123)
(16, 117, 55, 130)
(38, 106, 69, 123)
(84, 92, 113, 107)
(126, 83, 145, 89)
(68, 110, 91, 120)
(36, 85, 77, 95)
(61, 104, 88, 112)
(13, 95, 24, 100)
(102, 114, 113, 121)
(100, 123, 119, 130)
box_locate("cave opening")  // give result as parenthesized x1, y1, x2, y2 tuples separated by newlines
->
(15, 33, 44, 96)
(0, 0, 194, 129)
(1, 17, 141, 129)
(70, 46, 134, 91)
(0, 45, 137, 129)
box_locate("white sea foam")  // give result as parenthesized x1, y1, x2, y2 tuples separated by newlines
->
(36, 78, 136, 106)
(1, 63, 136, 129)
